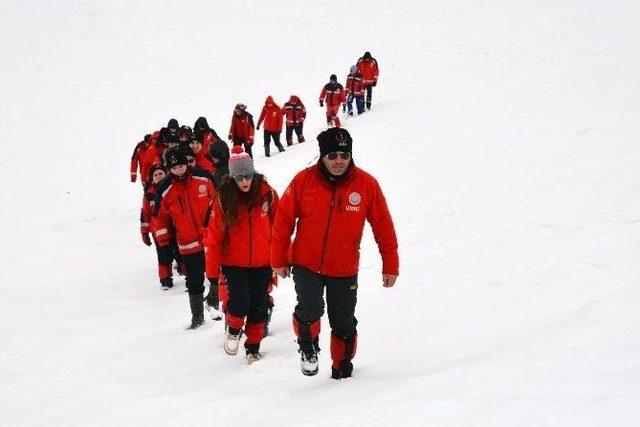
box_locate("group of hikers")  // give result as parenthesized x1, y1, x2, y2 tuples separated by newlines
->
(129, 52, 397, 380)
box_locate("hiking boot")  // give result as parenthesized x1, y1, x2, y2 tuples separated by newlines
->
(160, 277, 173, 291)
(331, 362, 353, 380)
(299, 348, 319, 376)
(224, 327, 242, 355)
(187, 294, 204, 329)
(204, 288, 222, 321)
(246, 352, 262, 364)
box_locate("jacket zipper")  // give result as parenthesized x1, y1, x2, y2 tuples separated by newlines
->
(318, 187, 337, 274)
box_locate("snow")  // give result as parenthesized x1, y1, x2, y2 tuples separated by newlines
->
(1, 1, 639, 426)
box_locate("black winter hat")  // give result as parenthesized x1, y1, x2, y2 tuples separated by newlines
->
(194, 116, 209, 130)
(166, 147, 188, 168)
(330, 74, 337, 82)
(363, 51, 372, 59)
(317, 127, 352, 158)
(166, 134, 180, 145)
(179, 144, 195, 157)
(167, 118, 179, 129)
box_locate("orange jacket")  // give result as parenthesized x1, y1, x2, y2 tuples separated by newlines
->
(153, 172, 215, 255)
(319, 82, 346, 107)
(272, 163, 399, 277)
(140, 183, 158, 235)
(356, 57, 379, 85)
(204, 180, 279, 277)
(257, 96, 284, 133)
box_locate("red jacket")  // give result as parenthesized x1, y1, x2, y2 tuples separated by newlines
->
(272, 163, 399, 277)
(140, 183, 158, 235)
(228, 112, 255, 144)
(152, 172, 215, 255)
(345, 72, 365, 98)
(194, 148, 216, 174)
(204, 180, 279, 277)
(356, 57, 379, 85)
(130, 140, 150, 183)
(282, 96, 306, 126)
(319, 82, 346, 107)
(257, 96, 284, 133)
(140, 143, 164, 182)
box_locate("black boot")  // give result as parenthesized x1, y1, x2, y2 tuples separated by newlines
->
(187, 293, 204, 329)
(264, 144, 270, 157)
(160, 277, 173, 290)
(276, 143, 285, 153)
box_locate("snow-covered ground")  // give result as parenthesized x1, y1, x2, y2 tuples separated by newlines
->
(1, 1, 639, 426)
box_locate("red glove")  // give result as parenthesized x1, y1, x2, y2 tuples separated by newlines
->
(141, 233, 152, 246)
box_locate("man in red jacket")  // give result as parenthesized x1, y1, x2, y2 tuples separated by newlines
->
(130, 134, 152, 185)
(356, 51, 379, 110)
(256, 96, 286, 157)
(282, 95, 306, 146)
(228, 103, 255, 158)
(153, 149, 216, 329)
(319, 74, 346, 128)
(271, 127, 399, 379)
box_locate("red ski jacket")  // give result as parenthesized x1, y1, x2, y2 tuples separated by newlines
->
(356, 57, 379, 85)
(228, 112, 255, 144)
(282, 96, 306, 126)
(153, 172, 215, 255)
(194, 149, 216, 174)
(140, 183, 158, 235)
(204, 180, 279, 277)
(319, 82, 346, 107)
(130, 140, 151, 183)
(140, 143, 164, 183)
(257, 96, 284, 133)
(345, 72, 365, 98)
(272, 163, 399, 277)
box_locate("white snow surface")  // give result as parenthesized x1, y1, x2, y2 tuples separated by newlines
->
(1, 1, 639, 426)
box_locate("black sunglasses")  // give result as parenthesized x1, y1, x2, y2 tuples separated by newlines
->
(234, 173, 254, 182)
(326, 152, 351, 160)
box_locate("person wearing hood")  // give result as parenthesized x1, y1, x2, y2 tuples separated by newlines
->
(345, 65, 366, 116)
(228, 103, 255, 158)
(256, 96, 285, 157)
(282, 95, 306, 146)
(130, 134, 153, 186)
(194, 116, 222, 153)
(356, 51, 379, 110)
(319, 74, 346, 128)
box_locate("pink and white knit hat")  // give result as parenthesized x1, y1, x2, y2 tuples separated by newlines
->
(228, 146, 255, 179)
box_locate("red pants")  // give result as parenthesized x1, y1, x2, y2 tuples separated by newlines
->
(325, 105, 341, 127)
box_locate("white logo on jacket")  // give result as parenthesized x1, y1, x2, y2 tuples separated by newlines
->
(199, 184, 207, 194)
(349, 192, 361, 205)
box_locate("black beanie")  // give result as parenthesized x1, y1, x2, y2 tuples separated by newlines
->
(167, 118, 179, 129)
(330, 74, 337, 82)
(317, 128, 352, 158)
(166, 147, 188, 168)
(363, 51, 372, 59)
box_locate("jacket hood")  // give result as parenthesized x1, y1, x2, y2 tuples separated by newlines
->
(265, 96, 274, 105)
(194, 116, 209, 130)
(289, 95, 299, 104)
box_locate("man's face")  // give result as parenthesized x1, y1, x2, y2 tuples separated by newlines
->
(322, 152, 351, 176)
(152, 169, 166, 184)
(189, 140, 202, 153)
(170, 164, 187, 177)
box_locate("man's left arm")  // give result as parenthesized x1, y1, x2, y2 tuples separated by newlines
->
(366, 179, 399, 285)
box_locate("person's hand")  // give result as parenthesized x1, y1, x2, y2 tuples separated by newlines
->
(372, 80, 377, 87)
(319, 100, 324, 107)
(141, 232, 152, 246)
(131, 174, 137, 183)
(256, 125, 260, 130)
(228, 133, 233, 140)
(382, 274, 397, 287)
(273, 266, 291, 279)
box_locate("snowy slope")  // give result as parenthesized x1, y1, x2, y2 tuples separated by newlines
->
(1, 1, 639, 426)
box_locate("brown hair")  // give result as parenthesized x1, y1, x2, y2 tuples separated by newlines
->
(218, 173, 265, 231)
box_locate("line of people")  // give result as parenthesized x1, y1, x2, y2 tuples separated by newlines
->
(129, 52, 394, 379)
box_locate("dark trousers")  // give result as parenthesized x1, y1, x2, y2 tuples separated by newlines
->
(233, 139, 253, 158)
(221, 266, 271, 322)
(155, 243, 176, 280)
(263, 131, 284, 156)
(182, 251, 205, 295)
(347, 95, 365, 115)
(285, 123, 304, 145)
(365, 85, 373, 110)
(292, 265, 358, 339)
